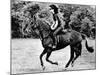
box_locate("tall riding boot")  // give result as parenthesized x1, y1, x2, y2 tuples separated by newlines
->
(50, 33, 56, 48)
(52, 34, 57, 48)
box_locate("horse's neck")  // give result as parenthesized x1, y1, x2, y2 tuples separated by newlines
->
(38, 29, 44, 40)
(38, 24, 50, 40)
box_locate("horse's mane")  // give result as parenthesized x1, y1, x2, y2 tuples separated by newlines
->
(36, 19, 51, 38)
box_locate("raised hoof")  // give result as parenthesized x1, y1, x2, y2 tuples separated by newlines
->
(65, 65, 69, 68)
(53, 62, 58, 65)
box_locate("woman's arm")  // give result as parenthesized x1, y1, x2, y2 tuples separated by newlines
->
(51, 20, 58, 30)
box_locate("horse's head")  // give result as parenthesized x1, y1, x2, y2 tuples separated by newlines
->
(23, 13, 51, 39)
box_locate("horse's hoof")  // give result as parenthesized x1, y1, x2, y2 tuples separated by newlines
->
(65, 65, 69, 68)
(62, 67, 68, 71)
(63, 68, 67, 71)
(71, 64, 74, 67)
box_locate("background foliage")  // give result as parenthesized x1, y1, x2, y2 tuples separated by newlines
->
(11, 1, 96, 39)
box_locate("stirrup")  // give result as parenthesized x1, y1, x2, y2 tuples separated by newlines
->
(68, 29, 71, 32)
(62, 29, 67, 32)
(52, 45, 56, 48)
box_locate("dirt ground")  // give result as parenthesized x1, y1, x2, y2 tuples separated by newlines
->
(11, 39, 96, 74)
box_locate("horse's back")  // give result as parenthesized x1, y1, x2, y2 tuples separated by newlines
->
(55, 33, 70, 50)
(70, 30, 82, 42)
(55, 30, 82, 50)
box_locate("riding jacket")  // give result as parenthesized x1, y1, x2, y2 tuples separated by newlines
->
(51, 13, 65, 35)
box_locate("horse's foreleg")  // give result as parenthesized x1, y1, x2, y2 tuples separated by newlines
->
(40, 48, 47, 70)
(65, 46, 74, 68)
(46, 49, 58, 65)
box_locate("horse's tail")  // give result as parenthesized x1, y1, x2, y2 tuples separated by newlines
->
(81, 34, 94, 53)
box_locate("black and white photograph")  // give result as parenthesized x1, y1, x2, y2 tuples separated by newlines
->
(11, 0, 96, 74)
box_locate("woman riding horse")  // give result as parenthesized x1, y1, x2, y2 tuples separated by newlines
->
(49, 4, 66, 48)
(23, 5, 94, 70)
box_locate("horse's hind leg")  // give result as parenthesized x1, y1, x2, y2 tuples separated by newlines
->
(65, 46, 74, 68)
(40, 48, 47, 70)
(46, 48, 58, 65)
(71, 43, 82, 67)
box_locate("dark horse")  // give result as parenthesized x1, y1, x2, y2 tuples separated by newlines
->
(24, 18, 94, 70)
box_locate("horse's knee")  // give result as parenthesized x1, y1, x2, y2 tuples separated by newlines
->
(46, 57, 49, 62)
(46, 57, 48, 61)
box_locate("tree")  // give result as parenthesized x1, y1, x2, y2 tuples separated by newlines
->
(81, 17, 93, 37)
(11, 1, 96, 39)
(11, 1, 40, 38)
(69, 6, 95, 37)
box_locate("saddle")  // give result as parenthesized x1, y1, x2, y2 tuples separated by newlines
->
(58, 29, 72, 35)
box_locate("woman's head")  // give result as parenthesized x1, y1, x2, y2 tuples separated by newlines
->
(49, 4, 58, 14)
